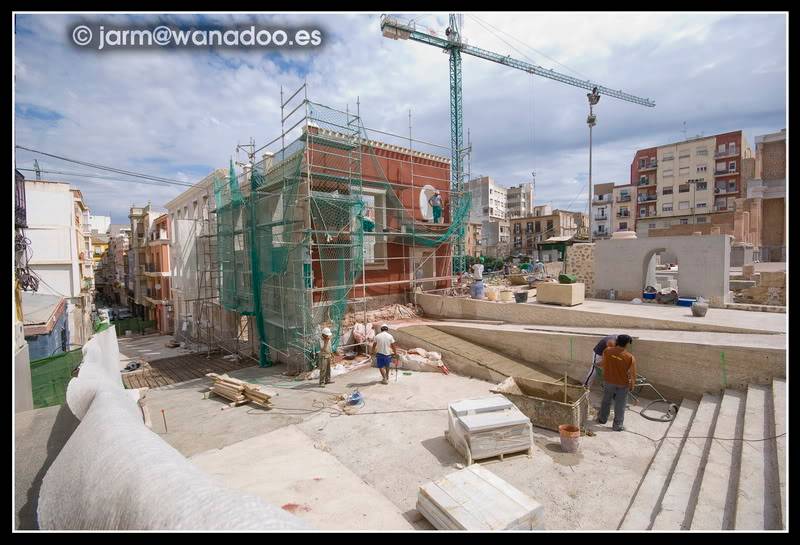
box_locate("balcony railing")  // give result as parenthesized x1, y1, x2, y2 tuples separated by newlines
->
(638, 194, 657, 202)
(714, 205, 728, 212)
(715, 170, 737, 176)
(594, 215, 608, 221)
(639, 210, 655, 217)
(715, 148, 738, 158)
(616, 212, 630, 218)
(714, 187, 737, 195)
(639, 161, 657, 171)
(616, 196, 631, 203)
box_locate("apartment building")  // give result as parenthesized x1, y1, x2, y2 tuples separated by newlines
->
(465, 221, 483, 257)
(612, 184, 636, 233)
(510, 209, 584, 260)
(750, 129, 786, 261)
(466, 176, 507, 222)
(591, 182, 615, 239)
(144, 213, 172, 334)
(23, 180, 95, 346)
(480, 219, 511, 258)
(506, 182, 534, 219)
(631, 131, 753, 237)
(128, 203, 166, 319)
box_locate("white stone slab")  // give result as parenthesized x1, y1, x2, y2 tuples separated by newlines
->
(449, 395, 513, 416)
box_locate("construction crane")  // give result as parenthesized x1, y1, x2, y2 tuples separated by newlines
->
(380, 13, 655, 267)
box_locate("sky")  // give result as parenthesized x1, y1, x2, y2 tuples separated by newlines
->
(14, 12, 787, 224)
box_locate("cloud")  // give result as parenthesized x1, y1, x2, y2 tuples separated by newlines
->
(13, 12, 786, 224)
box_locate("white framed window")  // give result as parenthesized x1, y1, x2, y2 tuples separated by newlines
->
(361, 188, 387, 269)
(679, 201, 690, 210)
(619, 222, 628, 230)
(696, 147, 708, 156)
(663, 169, 674, 177)
(728, 161, 736, 172)
(680, 218, 689, 224)
(697, 165, 707, 172)
(679, 167, 690, 175)
(696, 216, 707, 223)
(663, 187, 673, 195)
(639, 158, 646, 168)
(663, 204, 673, 212)
(718, 144, 726, 153)
(696, 202, 707, 208)
(696, 181, 708, 191)
(662, 153, 674, 161)
(679, 150, 690, 159)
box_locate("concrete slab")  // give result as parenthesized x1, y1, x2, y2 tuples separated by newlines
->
(190, 425, 414, 530)
(118, 334, 204, 364)
(691, 389, 744, 530)
(652, 393, 719, 530)
(619, 399, 697, 530)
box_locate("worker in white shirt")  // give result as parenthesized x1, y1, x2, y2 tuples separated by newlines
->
(372, 324, 398, 385)
(471, 258, 484, 281)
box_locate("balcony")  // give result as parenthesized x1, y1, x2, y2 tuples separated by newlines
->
(638, 209, 655, 218)
(592, 196, 611, 204)
(714, 186, 737, 195)
(616, 212, 630, 218)
(637, 194, 657, 202)
(638, 161, 657, 172)
(715, 169, 738, 177)
(713, 205, 729, 212)
(616, 196, 631, 203)
(594, 215, 608, 221)
(637, 178, 655, 186)
(715, 148, 738, 159)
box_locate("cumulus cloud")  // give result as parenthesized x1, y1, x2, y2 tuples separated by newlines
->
(13, 12, 786, 223)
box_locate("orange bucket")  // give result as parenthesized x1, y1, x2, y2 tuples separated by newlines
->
(558, 424, 581, 453)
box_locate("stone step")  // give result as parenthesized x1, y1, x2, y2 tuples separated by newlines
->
(690, 389, 745, 530)
(773, 379, 786, 529)
(618, 398, 697, 530)
(735, 384, 782, 529)
(651, 393, 720, 530)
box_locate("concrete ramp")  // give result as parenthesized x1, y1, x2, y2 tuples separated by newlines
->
(393, 325, 566, 385)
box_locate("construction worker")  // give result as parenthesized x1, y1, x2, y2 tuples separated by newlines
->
(428, 191, 443, 224)
(372, 324, 397, 385)
(583, 334, 619, 388)
(596, 334, 636, 431)
(532, 259, 545, 280)
(318, 327, 334, 387)
(472, 257, 484, 281)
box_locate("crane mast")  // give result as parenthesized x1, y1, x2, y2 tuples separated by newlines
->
(380, 13, 655, 271)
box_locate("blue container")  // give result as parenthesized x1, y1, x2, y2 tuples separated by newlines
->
(642, 292, 656, 300)
(471, 280, 485, 299)
(677, 297, 696, 307)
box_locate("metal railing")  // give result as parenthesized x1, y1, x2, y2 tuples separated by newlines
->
(616, 212, 630, 217)
(638, 194, 657, 202)
(616, 196, 631, 202)
(715, 148, 737, 158)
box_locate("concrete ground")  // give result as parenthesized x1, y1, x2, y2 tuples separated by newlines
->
(523, 298, 786, 334)
(145, 364, 673, 530)
(119, 333, 208, 365)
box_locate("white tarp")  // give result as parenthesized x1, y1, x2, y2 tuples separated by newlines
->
(37, 325, 309, 531)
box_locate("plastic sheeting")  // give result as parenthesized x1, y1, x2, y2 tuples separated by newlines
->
(37, 326, 309, 531)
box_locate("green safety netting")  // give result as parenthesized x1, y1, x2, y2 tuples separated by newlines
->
(214, 100, 469, 370)
(30, 348, 83, 409)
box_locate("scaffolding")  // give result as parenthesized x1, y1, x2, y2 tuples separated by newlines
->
(213, 84, 471, 372)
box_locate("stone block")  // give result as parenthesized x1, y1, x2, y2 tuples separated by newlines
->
(536, 282, 585, 306)
(742, 264, 755, 279)
(759, 271, 786, 288)
(730, 280, 757, 291)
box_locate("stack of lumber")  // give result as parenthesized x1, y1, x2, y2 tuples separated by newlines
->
(417, 464, 544, 530)
(206, 373, 273, 408)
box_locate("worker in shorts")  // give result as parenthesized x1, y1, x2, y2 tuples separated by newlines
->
(372, 324, 398, 385)
(318, 327, 334, 387)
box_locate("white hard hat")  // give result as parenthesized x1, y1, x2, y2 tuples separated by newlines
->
(321, 327, 332, 336)
(380, 324, 389, 331)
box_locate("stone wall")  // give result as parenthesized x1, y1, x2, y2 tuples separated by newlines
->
(565, 243, 594, 297)
(734, 271, 786, 306)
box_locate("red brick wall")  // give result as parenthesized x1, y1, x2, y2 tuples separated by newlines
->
(760, 140, 786, 180)
(630, 147, 657, 185)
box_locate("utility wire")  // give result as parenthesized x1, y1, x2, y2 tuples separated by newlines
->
(15, 146, 196, 187)
(16, 168, 195, 189)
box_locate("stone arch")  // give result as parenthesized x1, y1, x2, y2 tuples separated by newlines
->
(641, 247, 679, 292)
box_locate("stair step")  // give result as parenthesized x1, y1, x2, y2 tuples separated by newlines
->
(652, 393, 720, 530)
(618, 398, 697, 530)
(773, 379, 786, 529)
(735, 384, 781, 529)
(690, 389, 745, 530)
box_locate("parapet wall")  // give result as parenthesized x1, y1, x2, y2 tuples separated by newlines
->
(432, 325, 786, 402)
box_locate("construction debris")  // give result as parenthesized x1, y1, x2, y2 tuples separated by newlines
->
(205, 373, 273, 408)
(399, 348, 449, 374)
(342, 303, 421, 327)
(417, 464, 545, 530)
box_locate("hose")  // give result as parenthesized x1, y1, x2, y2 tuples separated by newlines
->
(639, 398, 679, 422)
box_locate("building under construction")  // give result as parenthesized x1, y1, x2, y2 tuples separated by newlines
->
(168, 85, 470, 372)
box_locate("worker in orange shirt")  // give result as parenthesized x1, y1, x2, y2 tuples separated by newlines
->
(596, 334, 636, 431)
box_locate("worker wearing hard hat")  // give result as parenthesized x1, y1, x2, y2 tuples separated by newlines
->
(318, 327, 334, 387)
(428, 191, 443, 224)
(372, 324, 398, 385)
